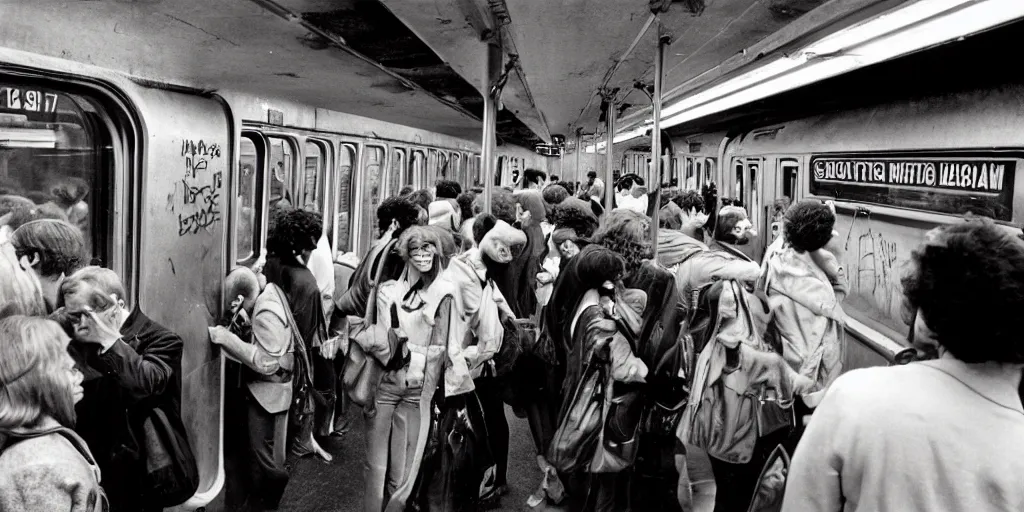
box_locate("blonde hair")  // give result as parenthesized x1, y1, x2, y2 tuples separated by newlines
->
(0, 316, 76, 429)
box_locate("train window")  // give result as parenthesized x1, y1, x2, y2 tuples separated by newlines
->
(450, 153, 461, 184)
(475, 155, 482, 187)
(333, 143, 356, 255)
(437, 151, 448, 180)
(704, 158, 716, 185)
(780, 158, 799, 201)
(748, 160, 760, 230)
(734, 159, 744, 204)
(267, 136, 295, 209)
(302, 141, 326, 214)
(357, 145, 385, 252)
(427, 149, 438, 185)
(411, 150, 425, 189)
(389, 147, 405, 197)
(235, 135, 261, 262)
(0, 83, 118, 267)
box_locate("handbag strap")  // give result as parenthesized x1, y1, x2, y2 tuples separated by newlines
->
(364, 239, 394, 325)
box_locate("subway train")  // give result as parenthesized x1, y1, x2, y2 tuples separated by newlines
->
(0, 47, 556, 511)
(660, 82, 1024, 372)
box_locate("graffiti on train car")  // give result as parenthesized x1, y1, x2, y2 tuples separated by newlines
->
(176, 138, 224, 236)
(836, 209, 920, 338)
(810, 153, 1018, 220)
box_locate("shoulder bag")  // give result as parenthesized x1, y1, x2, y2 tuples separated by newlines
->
(342, 247, 391, 406)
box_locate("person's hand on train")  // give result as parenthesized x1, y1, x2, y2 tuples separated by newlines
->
(74, 306, 123, 352)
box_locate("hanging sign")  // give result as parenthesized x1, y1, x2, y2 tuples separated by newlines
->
(809, 154, 1017, 220)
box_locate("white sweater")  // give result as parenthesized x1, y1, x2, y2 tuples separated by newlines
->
(783, 361, 1024, 512)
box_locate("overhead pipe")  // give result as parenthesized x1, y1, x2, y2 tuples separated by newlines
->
(650, 33, 670, 255)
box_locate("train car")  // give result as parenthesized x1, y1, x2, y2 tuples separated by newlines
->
(678, 83, 1024, 371)
(0, 45, 555, 512)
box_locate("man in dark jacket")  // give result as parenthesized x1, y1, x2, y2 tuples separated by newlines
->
(58, 266, 184, 512)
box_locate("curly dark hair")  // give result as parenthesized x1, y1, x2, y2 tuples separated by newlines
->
(591, 209, 652, 274)
(473, 189, 517, 225)
(675, 190, 705, 214)
(902, 219, 1024, 364)
(542, 184, 569, 206)
(376, 196, 420, 237)
(435, 180, 462, 200)
(267, 207, 321, 257)
(550, 199, 599, 238)
(405, 189, 433, 211)
(784, 200, 835, 253)
(456, 192, 475, 226)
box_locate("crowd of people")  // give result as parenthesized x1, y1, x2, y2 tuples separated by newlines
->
(2, 165, 1024, 512)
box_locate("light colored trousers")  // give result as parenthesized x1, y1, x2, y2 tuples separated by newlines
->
(364, 373, 423, 512)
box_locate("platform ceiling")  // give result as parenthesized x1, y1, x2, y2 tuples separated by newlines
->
(0, 0, 914, 148)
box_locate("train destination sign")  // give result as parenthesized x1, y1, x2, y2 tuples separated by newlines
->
(810, 154, 1017, 220)
(812, 157, 1010, 192)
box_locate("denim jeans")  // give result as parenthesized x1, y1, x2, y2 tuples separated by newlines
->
(364, 371, 422, 512)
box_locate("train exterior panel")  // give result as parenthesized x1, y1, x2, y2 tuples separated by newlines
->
(703, 84, 1024, 367)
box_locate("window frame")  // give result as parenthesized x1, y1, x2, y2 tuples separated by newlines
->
(233, 131, 266, 265)
(0, 70, 142, 300)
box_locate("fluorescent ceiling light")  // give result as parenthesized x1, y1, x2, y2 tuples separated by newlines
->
(583, 126, 647, 153)
(638, 0, 1024, 131)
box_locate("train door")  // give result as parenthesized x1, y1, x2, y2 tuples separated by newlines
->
(355, 143, 385, 254)
(333, 142, 357, 255)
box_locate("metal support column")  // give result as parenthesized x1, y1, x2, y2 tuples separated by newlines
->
(604, 98, 616, 212)
(574, 128, 582, 193)
(650, 34, 669, 255)
(481, 37, 501, 213)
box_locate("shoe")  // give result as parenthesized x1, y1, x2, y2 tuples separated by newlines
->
(290, 435, 333, 463)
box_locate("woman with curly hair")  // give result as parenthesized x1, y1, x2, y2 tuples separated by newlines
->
(546, 209, 686, 512)
(783, 218, 1024, 512)
(763, 200, 847, 405)
(263, 207, 332, 462)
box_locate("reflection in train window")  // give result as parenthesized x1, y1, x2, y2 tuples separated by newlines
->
(358, 145, 385, 253)
(389, 147, 405, 197)
(0, 83, 117, 267)
(472, 155, 481, 187)
(235, 135, 260, 262)
(704, 158, 716, 186)
(333, 143, 356, 255)
(780, 158, 799, 201)
(268, 136, 295, 209)
(302, 140, 325, 215)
